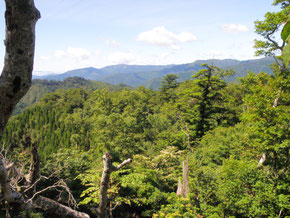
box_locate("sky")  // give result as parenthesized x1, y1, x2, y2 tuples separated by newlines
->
(0, 0, 280, 75)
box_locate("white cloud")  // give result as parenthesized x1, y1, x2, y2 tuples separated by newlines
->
(170, 45, 181, 50)
(54, 50, 66, 57)
(108, 51, 134, 64)
(222, 24, 249, 33)
(95, 49, 101, 55)
(105, 39, 120, 48)
(54, 46, 91, 60)
(177, 32, 197, 43)
(39, 56, 49, 60)
(136, 26, 197, 47)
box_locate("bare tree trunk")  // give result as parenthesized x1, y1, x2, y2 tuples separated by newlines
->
(176, 157, 190, 198)
(0, 0, 40, 138)
(98, 153, 132, 218)
(182, 157, 190, 197)
(257, 152, 267, 168)
(176, 178, 183, 195)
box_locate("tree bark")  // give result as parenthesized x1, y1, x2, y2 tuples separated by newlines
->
(98, 153, 132, 218)
(34, 196, 90, 218)
(0, 0, 40, 138)
(176, 157, 190, 198)
(27, 142, 40, 186)
(176, 178, 183, 196)
(182, 157, 190, 197)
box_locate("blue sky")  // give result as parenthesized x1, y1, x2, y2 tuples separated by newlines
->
(0, 0, 279, 74)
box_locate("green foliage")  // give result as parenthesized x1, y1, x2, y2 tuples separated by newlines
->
(273, 0, 290, 8)
(3, 59, 288, 217)
(281, 19, 290, 41)
(13, 77, 131, 115)
(78, 147, 183, 217)
(254, 3, 289, 57)
(153, 194, 201, 218)
(160, 74, 180, 101)
(281, 14, 290, 67)
(176, 65, 237, 146)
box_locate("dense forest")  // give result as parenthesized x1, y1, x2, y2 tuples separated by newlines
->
(13, 77, 131, 115)
(2, 62, 289, 217)
(0, 0, 289, 217)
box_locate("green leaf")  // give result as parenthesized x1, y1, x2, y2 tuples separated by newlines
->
(281, 43, 290, 67)
(281, 21, 290, 41)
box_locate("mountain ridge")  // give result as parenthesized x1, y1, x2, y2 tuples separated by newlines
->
(33, 57, 275, 88)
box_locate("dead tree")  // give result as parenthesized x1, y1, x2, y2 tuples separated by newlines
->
(0, 142, 90, 217)
(176, 157, 190, 198)
(98, 153, 132, 218)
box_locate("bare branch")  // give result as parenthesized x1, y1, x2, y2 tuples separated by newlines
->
(110, 202, 120, 212)
(23, 174, 55, 194)
(28, 179, 77, 208)
(113, 158, 133, 171)
(266, 25, 284, 51)
(0, 144, 89, 216)
(0, 157, 33, 210)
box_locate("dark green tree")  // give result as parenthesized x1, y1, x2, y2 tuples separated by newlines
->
(160, 74, 179, 101)
(178, 65, 234, 144)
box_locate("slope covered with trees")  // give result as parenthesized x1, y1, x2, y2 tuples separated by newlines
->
(2, 60, 289, 217)
(1, 0, 289, 217)
(14, 77, 132, 115)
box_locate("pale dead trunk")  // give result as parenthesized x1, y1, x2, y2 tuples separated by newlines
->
(176, 157, 190, 198)
(34, 196, 90, 218)
(176, 178, 183, 195)
(182, 157, 190, 197)
(98, 153, 132, 218)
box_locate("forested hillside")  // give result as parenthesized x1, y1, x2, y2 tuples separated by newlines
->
(2, 63, 289, 217)
(0, 0, 289, 217)
(14, 77, 131, 115)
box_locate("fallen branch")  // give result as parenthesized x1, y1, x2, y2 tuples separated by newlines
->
(0, 141, 90, 217)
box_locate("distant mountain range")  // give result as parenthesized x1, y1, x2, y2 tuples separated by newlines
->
(33, 57, 275, 89)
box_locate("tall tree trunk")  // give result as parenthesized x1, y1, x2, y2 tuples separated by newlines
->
(182, 157, 190, 197)
(0, 0, 40, 138)
(176, 157, 190, 198)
